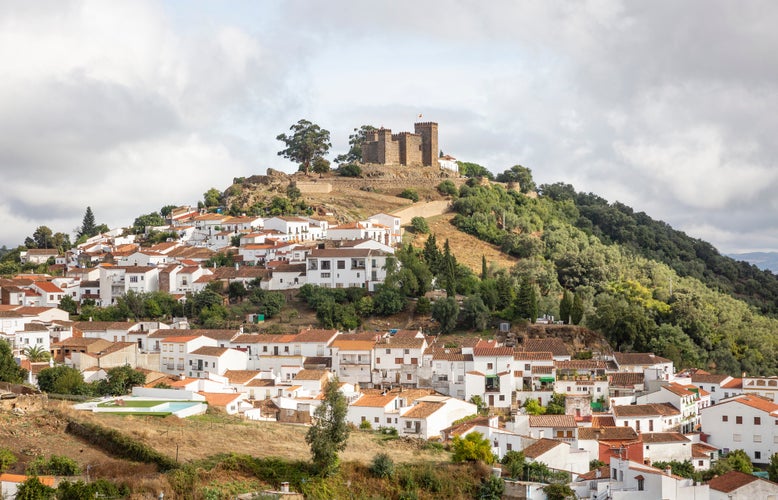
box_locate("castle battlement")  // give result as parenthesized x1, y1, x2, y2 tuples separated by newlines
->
(362, 121, 439, 168)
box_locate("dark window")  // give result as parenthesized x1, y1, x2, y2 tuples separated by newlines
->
(755, 417, 761, 425)
(736, 416, 743, 424)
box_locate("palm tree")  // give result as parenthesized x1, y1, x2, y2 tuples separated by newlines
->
(22, 345, 50, 362)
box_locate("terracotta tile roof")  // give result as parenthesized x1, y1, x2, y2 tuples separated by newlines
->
(294, 369, 329, 381)
(707, 470, 760, 493)
(614, 352, 671, 366)
(331, 339, 375, 351)
(0, 473, 56, 486)
(23, 322, 49, 331)
(578, 426, 639, 441)
(613, 403, 680, 417)
(609, 372, 645, 386)
(162, 335, 201, 343)
(663, 383, 696, 397)
(474, 346, 514, 357)
(294, 328, 339, 343)
(555, 360, 607, 371)
(245, 378, 275, 387)
(232, 333, 296, 344)
(576, 465, 610, 481)
(722, 378, 743, 389)
(726, 394, 778, 414)
(198, 392, 243, 407)
(426, 347, 473, 362)
(223, 370, 261, 384)
(533, 366, 554, 374)
(376, 336, 425, 349)
(442, 416, 493, 437)
(34, 281, 63, 293)
(692, 442, 718, 458)
(520, 338, 569, 357)
(528, 414, 577, 428)
(691, 373, 731, 384)
(590, 415, 616, 427)
(513, 351, 553, 361)
(641, 432, 690, 443)
(74, 321, 137, 331)
(522, 438, 564, 459)
(402, 401, 445, 419)
(191, 346, 229, 357)
(351, 393, 397, 408)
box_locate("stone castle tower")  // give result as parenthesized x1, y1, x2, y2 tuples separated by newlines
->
(362, 122, 439, 168)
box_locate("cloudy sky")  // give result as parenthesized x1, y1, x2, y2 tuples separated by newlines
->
(1, 0, 776, 254)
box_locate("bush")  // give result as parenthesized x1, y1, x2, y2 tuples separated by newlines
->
(338, 163, 362, 177)
(415, 296, 431, 315)
(0, 447, 16, 473)
(398, 189, 419, 202)
(27, 454, 81, 476)
(437, 180, 458, 197)
(378, 426, 398, 437)
(359, 420, 372, 430)
(369, 453, 395, 479)
(410, 217, 430, 234)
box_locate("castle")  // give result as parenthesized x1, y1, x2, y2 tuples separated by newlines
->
(361, 122, 439, 168)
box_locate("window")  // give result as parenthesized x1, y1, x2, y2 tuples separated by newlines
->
(736, 416, 743, 424)
(129, 276, 138, 283)
(722, 415, 728, 422)
(733, 433, 742, 442)
(499, 395, 505, 401)
(406, 374, 412, 381)
(386, 349, 391, 354)
(637, 478, 644, 491)
(361, 416, 366, 422)
(404, 349, 409, 355)
(755, 416, 762, 425)
(711, 386, 715, 392)
(698, 460, 704, 466)
(387, 418, 391, 424)
(754, 434, 762, 442)
(337, 260, 345, 269)
(507, 443, 512, 451)
(321, 260, 331, 270)
(756, 451, 762, 460)
(321, 273, 330, 278)
(395, 358, 403, 364)
(376, 357, 381, 364)
(374, 417, 379, 423)
(525, 364, 531, 371)
(179, 345, 184, 352)
(263, 346, 268, 352)
(487, 363, 494, 370)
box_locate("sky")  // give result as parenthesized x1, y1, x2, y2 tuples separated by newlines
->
(1, 0, 777, 254)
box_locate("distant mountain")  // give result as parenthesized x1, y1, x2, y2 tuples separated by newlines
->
(727, 252, 778, 274)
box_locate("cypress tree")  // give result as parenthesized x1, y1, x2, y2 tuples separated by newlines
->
(571, 293, 584, 325)
(516, 277, 538, 323)
(559, 290, 573, 324)
(481, 255, 488, 280)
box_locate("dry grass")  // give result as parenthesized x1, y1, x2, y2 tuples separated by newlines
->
(412, 213, 519, 273)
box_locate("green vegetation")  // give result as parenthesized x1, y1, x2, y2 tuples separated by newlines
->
(457, 161, 494, 180)
(369, 453, 395, 478)
(437, 179, 459, 197)
(27, 455, 81, 476)
(306, 377, 350, 476)
(334, 125, 376, 165)
(0, 447, 17, 473)
(0, 339, 27, 383)
(277, 119, 332, 176)
(38, 364, 146, 397)
(410, 216, 430, 234)
(337, 163, 362, 177)
(398, 188, 419, 202)
(451, 432, 494, 464)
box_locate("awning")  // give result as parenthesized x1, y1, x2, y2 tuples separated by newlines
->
(539, 376, 556, 383)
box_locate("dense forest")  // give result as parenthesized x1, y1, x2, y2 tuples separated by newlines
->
(447, 171, 778, 376)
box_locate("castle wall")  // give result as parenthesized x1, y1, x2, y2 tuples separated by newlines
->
(362, 122, 438, 167)
(376, 129, 400, 165)
(414, 122, 439, 168)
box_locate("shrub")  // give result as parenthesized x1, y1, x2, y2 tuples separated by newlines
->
(0, 447, 16, 473)
(27, 454, 81, 476)
(410, 217, 430, 234)
(369, 453, 395, 479)
(415, 296, 431, 315)
(338, 163, 362, 177)
(451, 432, 495, 464)
(359, 420, 372, 430)
(398, 189, 419, 202)
(437, 180, 458, 197)
(378, 426, 398, 436)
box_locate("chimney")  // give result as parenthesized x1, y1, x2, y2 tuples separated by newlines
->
(280, 482, 289, 493)
(665, 466, 673, 476)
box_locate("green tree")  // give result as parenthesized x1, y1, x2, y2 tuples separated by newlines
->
(559, 290, 573, 324)
(306, 377, 350, 475)
(437, 180, 458, 197)
(94, 365, 146, 396)
(768, 452, 778, 482)
(203, 188, 222, 208)
(369, 452, 394, 479)
(451, 432, 494, 464)
(478, 475, 505, 500)
(570, 292, 584, 325)
(334, 125, 376, 164)
(133, 212, 166, 233)
(228, 281, 248, 303)
(0, 339, 26, 383)
(515, 277, 538, 323)
(423, 234, 442, 273)
(15, 477, 55, 500)
(160, 205, 176, 217)
(77, 206, 98, 239)
(58, 295, 78, 315)
(312, 156, 331, 177)
(501, 451, 526, 479)
(441, 239, 457, 297)
(372, 285, 406, 316)
(37, 365, 86, 395)
(410, 216, 429, 234)
(286, 183, 302, 201)
(457, 161, 494, 180)
(523, 398, 546, 415)
(542, 483, 575, 500)
(277, 119, 332, 176)
(545, 393, 566, 415)
(496, 165, 536, 193)
(26, 226, 54, 249)
(432, 297, 459, 333)
(461, 294, 490, 330)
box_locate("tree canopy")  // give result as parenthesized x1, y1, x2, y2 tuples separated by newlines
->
(277, 119, 332, 175)
(334, 124, 375, 164)
(305, 377, 350, 475)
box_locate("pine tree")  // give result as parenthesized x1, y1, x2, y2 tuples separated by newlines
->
(481, 255, 488, 280)
(442, 239, 457, 298)
(423, 234, 441, 273)
(78, 206, 97, 238)
(516, 277, 538, 323)
(559, 290, 573, 324)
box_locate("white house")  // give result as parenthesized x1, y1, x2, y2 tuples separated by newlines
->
(367, 213, 402, 245)
(700, 394, 778, 463)
(398, 395, 476, 440)
(638, 383, 700, 433)
(187, 346, 248, 378)
(347, 393, 402, 430)
(373, 330, 427, 387)
(708, 470, 778, 499)
(591, 457, 708, 500)
(612, 403, 682, 433)
(159, 335, 217, 375)
(331, 337, 376, 385)
(641, 432, 693, 465)
(306, 248, 390, 291)
(419, 346, 473, 399)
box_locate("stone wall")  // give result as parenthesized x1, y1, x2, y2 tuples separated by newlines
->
(296, 181, 332, 194)
(392, 200, 452, 225)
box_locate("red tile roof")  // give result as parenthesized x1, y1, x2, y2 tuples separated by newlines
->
(707, 470, 760, 493)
